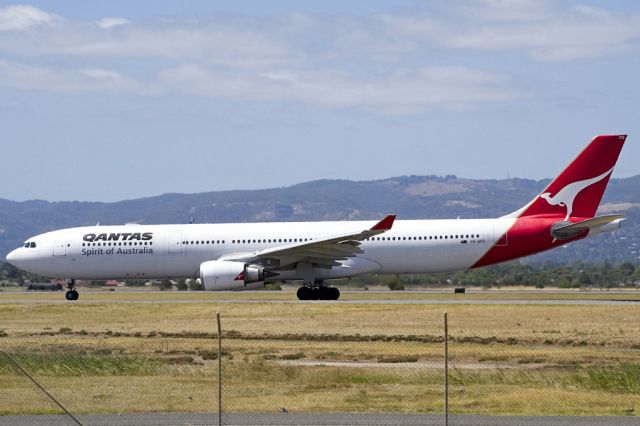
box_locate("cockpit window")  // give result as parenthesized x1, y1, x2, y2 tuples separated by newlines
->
(30, 242, 36, 248)
(24, 243, 29, 248)
(23, 242, 36, 248)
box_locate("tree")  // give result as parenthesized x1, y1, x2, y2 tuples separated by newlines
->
(158, 279, 173, 291)
(176, 280, 188, 291)
(386, 277, 405, 291)
(631, 267, 640, 285)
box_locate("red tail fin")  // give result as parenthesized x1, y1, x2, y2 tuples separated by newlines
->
(509, 135, 626, 221)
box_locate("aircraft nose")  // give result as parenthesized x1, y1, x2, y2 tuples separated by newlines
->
(5, 249, 18, 265)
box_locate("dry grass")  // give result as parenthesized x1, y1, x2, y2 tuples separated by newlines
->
(0, 293, 639, 416)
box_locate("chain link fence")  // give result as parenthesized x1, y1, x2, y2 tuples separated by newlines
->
(1, 292, 639, 425)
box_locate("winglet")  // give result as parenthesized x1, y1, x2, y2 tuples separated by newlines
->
(371, 214, 396, 231)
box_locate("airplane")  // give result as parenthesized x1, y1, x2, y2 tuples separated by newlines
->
(5, 134, 627, 301)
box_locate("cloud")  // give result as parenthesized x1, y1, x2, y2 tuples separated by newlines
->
(0, 4, 60, 31)
(156, 64, 527, 114)
(0, 57, 527, 114)
(0, 13, 295, 69)
(97, 17, 130, 29)
(7, 2, 639, 113)
(380, 2, 640, 61)
(0, 60, 141, 93)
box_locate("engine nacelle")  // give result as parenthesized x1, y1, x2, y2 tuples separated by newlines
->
(199, 260, 265, 291)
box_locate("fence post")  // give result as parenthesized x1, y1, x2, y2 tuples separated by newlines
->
(444, 311, 449, 426)
(216, 312, 222, 426)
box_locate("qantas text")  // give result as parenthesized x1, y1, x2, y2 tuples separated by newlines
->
(83, 232, 153, 242)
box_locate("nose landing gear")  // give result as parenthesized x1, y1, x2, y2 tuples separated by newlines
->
(65, 279, 79, 301)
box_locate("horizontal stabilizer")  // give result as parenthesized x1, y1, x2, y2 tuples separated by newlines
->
(551, 214, 624, 241)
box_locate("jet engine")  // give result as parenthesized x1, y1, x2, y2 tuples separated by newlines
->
(199, 260, 266, 291)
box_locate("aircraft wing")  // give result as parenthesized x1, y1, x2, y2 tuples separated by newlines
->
(220, 214, 396, 269)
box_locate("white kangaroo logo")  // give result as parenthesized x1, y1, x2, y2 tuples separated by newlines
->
(540, 167, 614, 221)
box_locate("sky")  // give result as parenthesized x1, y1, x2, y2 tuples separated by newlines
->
(0, 0, 639, 202)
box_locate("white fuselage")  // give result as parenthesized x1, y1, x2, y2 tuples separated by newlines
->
(7, 218, 513, 281)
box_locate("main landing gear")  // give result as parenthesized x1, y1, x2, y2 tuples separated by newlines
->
(65, 279, 79, 301)
(296, 285, 340, 301)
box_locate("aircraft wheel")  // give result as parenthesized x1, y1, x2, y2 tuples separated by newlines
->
(328, 287, 340, 300)
(309, 288, 321, 300)
(296, 287, 311, 300)
(315, 287, 328, 300)
(65, 290, 79, 301)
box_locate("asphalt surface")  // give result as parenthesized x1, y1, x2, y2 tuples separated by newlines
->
(1, 413, 638, 426)
(2, 289, 640, 306)
(0, 297, 637, 305)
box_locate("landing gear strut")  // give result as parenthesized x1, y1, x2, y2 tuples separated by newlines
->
(296, 284, 340, 301)
(65, 279, 79, 301)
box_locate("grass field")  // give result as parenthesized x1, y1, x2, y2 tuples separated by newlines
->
(0, 290, 639, 416)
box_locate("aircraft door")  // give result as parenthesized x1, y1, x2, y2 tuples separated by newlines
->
(168, 232, 184, 255)
(53, 240, 67, 256)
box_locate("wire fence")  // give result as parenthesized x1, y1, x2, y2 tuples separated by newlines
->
(1, 294, 639, 425)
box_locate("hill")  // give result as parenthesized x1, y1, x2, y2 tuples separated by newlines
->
(1, 174, 639, 263)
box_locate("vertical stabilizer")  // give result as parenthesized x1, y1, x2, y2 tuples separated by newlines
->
(505, 135, 626, 220)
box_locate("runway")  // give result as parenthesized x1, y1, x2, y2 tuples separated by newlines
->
(1, 412, 638, 426)
(0, 295, 637, 305)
